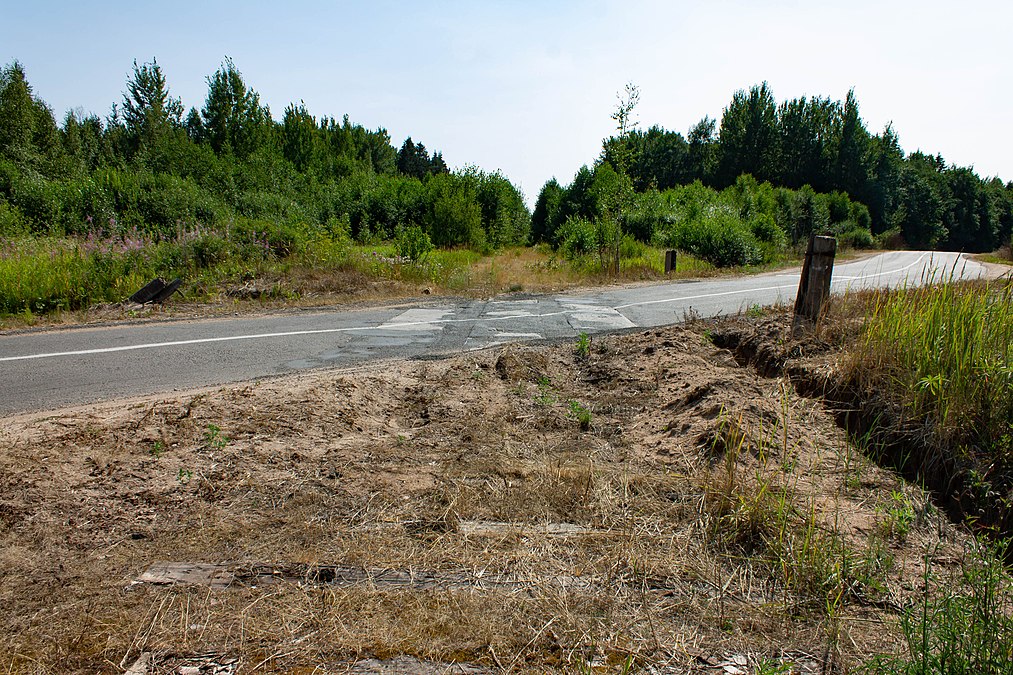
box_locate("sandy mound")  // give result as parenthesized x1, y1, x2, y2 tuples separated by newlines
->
(0, 321, 969, 673)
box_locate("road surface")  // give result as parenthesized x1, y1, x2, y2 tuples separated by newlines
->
(0, 250, 988, 415)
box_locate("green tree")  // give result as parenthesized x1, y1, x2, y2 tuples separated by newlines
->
(943, 166, 998, 253)
(865, 124, 905, 232)
(0, 62, 34, 161)
(199, 58, 270, 158)
(589, 161, 633, 272)
(282, 101, 317, 172)
(0, 61, 62, 173)
(397, 137, 438, 179)
(602, 126, 690, 192)
(717, 82, 779, 186)
(469, 168, 530, 248)
(611, 82, 640, 136)
(687, 116, 717, 185)
(121, 58, 183, 157)
(531, 178, 564, 243)
(894, 152, 948, 249)
(425, 172, 484, 248)
(61, 110, 108, 173)
(832, 89, 873, 199)
(776, 95, 838, 191)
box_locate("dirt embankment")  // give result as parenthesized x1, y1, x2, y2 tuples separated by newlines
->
(0, 319, 972, 673)
(711, 314, 1013, 544)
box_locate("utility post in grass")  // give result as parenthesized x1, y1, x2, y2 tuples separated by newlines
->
(664, 249, 677, 274)
(793, 235, 836, 333)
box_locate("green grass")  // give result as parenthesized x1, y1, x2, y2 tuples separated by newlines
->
(849, 277, 1013, 455)
(0, 238, 151, 315)
(864, 541, 1013, 674)
(0, 226, 794, 324)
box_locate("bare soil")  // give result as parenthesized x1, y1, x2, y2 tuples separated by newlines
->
(0, 317, 973, 673)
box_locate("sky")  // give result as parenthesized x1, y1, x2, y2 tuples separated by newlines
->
(3, 0, 1011, 204)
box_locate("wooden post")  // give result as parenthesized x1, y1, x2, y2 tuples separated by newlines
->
(664, 250, 677, 274)
(793, 235, 836, 330)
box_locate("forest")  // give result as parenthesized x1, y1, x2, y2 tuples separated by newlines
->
(0, 58, 529, 249)
(535, 83, 1013, 268)
(0, 60, 1011, 316)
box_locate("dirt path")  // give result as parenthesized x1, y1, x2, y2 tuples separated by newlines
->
(0, 318, 971, 673)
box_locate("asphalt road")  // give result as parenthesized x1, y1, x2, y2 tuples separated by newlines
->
(0, 250, 987, 415)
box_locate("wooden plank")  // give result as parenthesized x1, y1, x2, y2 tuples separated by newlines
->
(457, 520, 597, 538)
(150, 277, 182, 304)
(138, 562, 235, 588)
(128, 278, 166, 304)
(136, 561, 675, 594)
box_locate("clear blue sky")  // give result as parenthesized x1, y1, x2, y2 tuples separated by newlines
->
(3, 0, 1010, 203)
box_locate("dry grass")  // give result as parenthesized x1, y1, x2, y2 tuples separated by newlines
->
(0, 245, 793, 332)
(0, 322, 971, 673)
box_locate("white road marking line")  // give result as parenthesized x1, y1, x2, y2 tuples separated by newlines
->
(833, 253, 929, 281)
(0, 314, 567, 363)
(611, 283, 794, 310)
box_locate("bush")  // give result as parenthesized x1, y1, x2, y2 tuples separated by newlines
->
(10, 174, 61, 234)
(864, 541, 1013, 674)
(850, 201, 872, 231)
(426, 174, 486, 250)
(822, 190, 852, 224)
(58, 176, 115, 235)
(556, 216, 596, 260)
(662, 212, 764, 267)
(839, 227, 875, 249)
(0, 198, 27, 236)
(749, 213, 786, 246)
(186, 232, 230, 269)
(394, 223, 434, 264)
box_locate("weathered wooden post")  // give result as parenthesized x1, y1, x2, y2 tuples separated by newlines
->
(793, 235, 836, 331)
(664, 249, 677, 274)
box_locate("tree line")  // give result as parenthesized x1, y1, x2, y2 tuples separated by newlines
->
(0, 58, 530, 250)
(540, 83, 1012, 255)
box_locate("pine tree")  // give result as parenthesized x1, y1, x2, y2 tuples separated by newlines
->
(121, 58, 182, 156)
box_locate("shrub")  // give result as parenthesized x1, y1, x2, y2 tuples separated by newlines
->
(822, 190, 852, 224)
(663, 212, 764, 267)
(555, 216, 596, 260)
(426, 173, 485, 250)
(839, 227, 875, 249)
(186, 232, 230, 269)
(864, 542, 1013, 674)
(0, 198, 27, 236)
(10, 174, 61, 234)
(394, 224, 434, 264)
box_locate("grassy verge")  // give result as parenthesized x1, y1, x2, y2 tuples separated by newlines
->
(975, 245, 1013, 266)
(0, 231, 799, 329)
(845, 278, 1013, 488)
(864, 539, 1013, 674)
(836, 278, 1013, 671)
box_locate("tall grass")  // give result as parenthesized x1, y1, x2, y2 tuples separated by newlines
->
(864, 541, 1013, 674)
(0, 238, 152, 315)
(850, 276, 1013, 455)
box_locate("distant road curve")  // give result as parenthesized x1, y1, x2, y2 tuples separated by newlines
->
(0, 250, 988, 415)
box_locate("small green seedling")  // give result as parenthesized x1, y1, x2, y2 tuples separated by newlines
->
(574, 332, 591, 359)
(568, 399, 593, 430)
(205, 423, 228, 449)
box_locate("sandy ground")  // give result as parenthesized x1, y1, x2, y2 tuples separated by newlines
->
(0, 316, 974, 673)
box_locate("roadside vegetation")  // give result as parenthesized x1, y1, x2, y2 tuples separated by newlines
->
(841, 276, 1013, 537)
(847, 278, 1013, 673)
(2, 62, 1011, 324)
